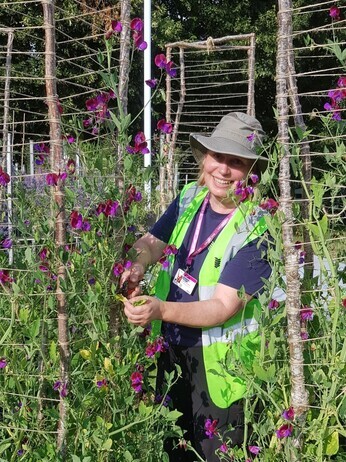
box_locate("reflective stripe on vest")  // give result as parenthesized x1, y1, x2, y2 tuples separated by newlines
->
(153, 182, 268, 407)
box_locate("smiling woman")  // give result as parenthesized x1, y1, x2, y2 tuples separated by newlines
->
(121, 112, 271, 462)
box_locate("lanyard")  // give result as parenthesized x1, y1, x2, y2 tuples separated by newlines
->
(185, 193, 237, 269)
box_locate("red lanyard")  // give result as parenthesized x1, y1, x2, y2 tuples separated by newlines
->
(185, 193, 236, 269)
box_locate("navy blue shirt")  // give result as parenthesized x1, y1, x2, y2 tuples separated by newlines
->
(150, 195, 271, 346)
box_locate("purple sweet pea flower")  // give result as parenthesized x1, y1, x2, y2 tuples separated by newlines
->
(157, 118, 173, 134)
(204, 418, 218, 439)
(276, 423, 293, 438)
(130, 17, 144, 32)
(0, 357, 7, 369)
(219, 443, 228, 453)
(249, 445, 261, 455)
(268, 299, 279, 310)
(300, 306, 314, 321)
(330, 5, 341, 20)
(0, 167, 10, 186)
(130, 371, 143, 393)
(1, 238, 12, 249)
(145, 79, 158, 88)
(282, 406, 295, 421)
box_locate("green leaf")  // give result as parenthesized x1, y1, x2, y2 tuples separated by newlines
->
(319, 214, 328, 237)
(19, 307, 29, 324)
(124, 156, 133, 170)
(124, 450, 133, 461)
(165, 409, 183, 421)
(138, 400, 152, 417)
(71, 456, 82, 462)
(252, 363, 276, 382)
(29, 318, 40, 339)
(324, 431, 339, 456)
(339, 395, 346, 419)
(49, 340, 57, 362)
(24, 247, 33, 264)
(102, 438, 113, 451)
(0, 443, 11, 455)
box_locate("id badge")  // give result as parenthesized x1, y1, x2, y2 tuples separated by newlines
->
(172, 268, 197, 295)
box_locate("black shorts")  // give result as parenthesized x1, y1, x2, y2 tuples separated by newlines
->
(156, 344, 245, 462)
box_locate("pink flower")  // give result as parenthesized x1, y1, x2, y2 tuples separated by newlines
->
(0, 357, 7, 369)
(250, 173, 259, 184)
(46, 172, 66, 186)
(0, 167, 10, 186)
(157, 118, 173, 134)
(300, 306, 314, 321)
(127, 131, 150, 155)
(96, 378, 108, 389)
(163, 244, 178, 256)
(0, 270, 14, 284)
(154, 54, 167, 69)
(276, 423, 293, 438)
(204, 418, 218, 439)
(70, 210, 83, 230)
(301, 331, 309, 340)
(219, 443, 228, 453)
(259, 198, 279, 213)
(282, 406, 295, 421)
(249, 445, 261, 455)
(65, 134, 75, 144)
(113, 260, 131, 277)
(342, 298, 346, 308)
(247, 132, 256, 142)
(329, 5, 341, 20)
(130, 371, 143, 393)
(39, 248, 48, 261)
(1, 238, 12, 249)
(130, 18, 143, 31)
(268, 299, 279, 310)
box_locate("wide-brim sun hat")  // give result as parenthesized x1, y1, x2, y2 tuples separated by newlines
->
(189, 112, 268, 172)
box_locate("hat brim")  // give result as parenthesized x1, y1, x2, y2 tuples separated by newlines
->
(189, 133, 268, 172)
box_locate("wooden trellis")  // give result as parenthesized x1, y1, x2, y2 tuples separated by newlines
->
(161, 34, 256, 208)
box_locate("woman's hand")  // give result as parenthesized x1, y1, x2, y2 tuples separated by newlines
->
(123, 296, 162, 327)
(120, 262, 145, 299)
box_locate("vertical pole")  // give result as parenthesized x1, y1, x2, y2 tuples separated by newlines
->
(247, 33, 256, 117)
(6, 133, 13, 265)
(29, 140, 35, 176)
(42, 0, 69, 456)
(143, 0, 152, 202)
(277, 0, 308, 447)
(1, 28, 14, 168)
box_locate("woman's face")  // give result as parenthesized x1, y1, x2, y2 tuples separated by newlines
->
(202, 151, 253, 208)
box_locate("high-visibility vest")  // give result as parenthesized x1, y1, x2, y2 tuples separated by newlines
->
(154, 182, 268, 408)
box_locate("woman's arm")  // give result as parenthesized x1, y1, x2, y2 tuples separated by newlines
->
(123, 283, 252, 328)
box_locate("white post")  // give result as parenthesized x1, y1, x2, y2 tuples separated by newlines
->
(143, 0, 152, 203)
(29, 139, 34, 176)
(6, 133, 13, 265)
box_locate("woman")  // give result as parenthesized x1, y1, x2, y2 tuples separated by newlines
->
(121, 112, 271, 461)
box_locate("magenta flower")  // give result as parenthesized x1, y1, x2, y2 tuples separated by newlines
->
(154, 54, 176, 77)
(39, 248, 48, 261)
(53, 380, 68, 398)
(276, 423, 293, 438)
(234, 181, 254, 202)
(300, 306, 314, 321)
(250, 173, 259, 184)
(70, 210, 83, 230)
(127, 131, 150, 155)
(1, 238, 12, 249)
(247, 132, 256, 142)
(154, 53, 167, 69)
(130, 371, 143, 393)
(103, 199, 119, 217)
(259, 198, 279, 213)
(82, 221, 91, 232)
(145, 79, 158, 88)
(34, 142, 50, 154)
(157, 118, 173, 134)
(282, 406, 295, 421)
(96, 378, 107, 389)
(0, 358, 7, 369)
(329, 5, 341, 20)
(65, 134, 75, 144)
(133, 31, 147, 50)
(219, 443, 228, 453)
(342, 298, 346, 308)
(337, 75, 346, 88)
(112, 20, 122, 32)
(268, 299, 279, 310)
(0, 167, 10, 186)
(0, 270, 14, 284)
(130, 17, 143, 31)
(301, 330, 309, 340)
(204, 418, 218, 439)
(46, 172, 66, 186)
(249, 445, 261, 455)
(145, 337, 168, 358)
(113, 260, 131, 277)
